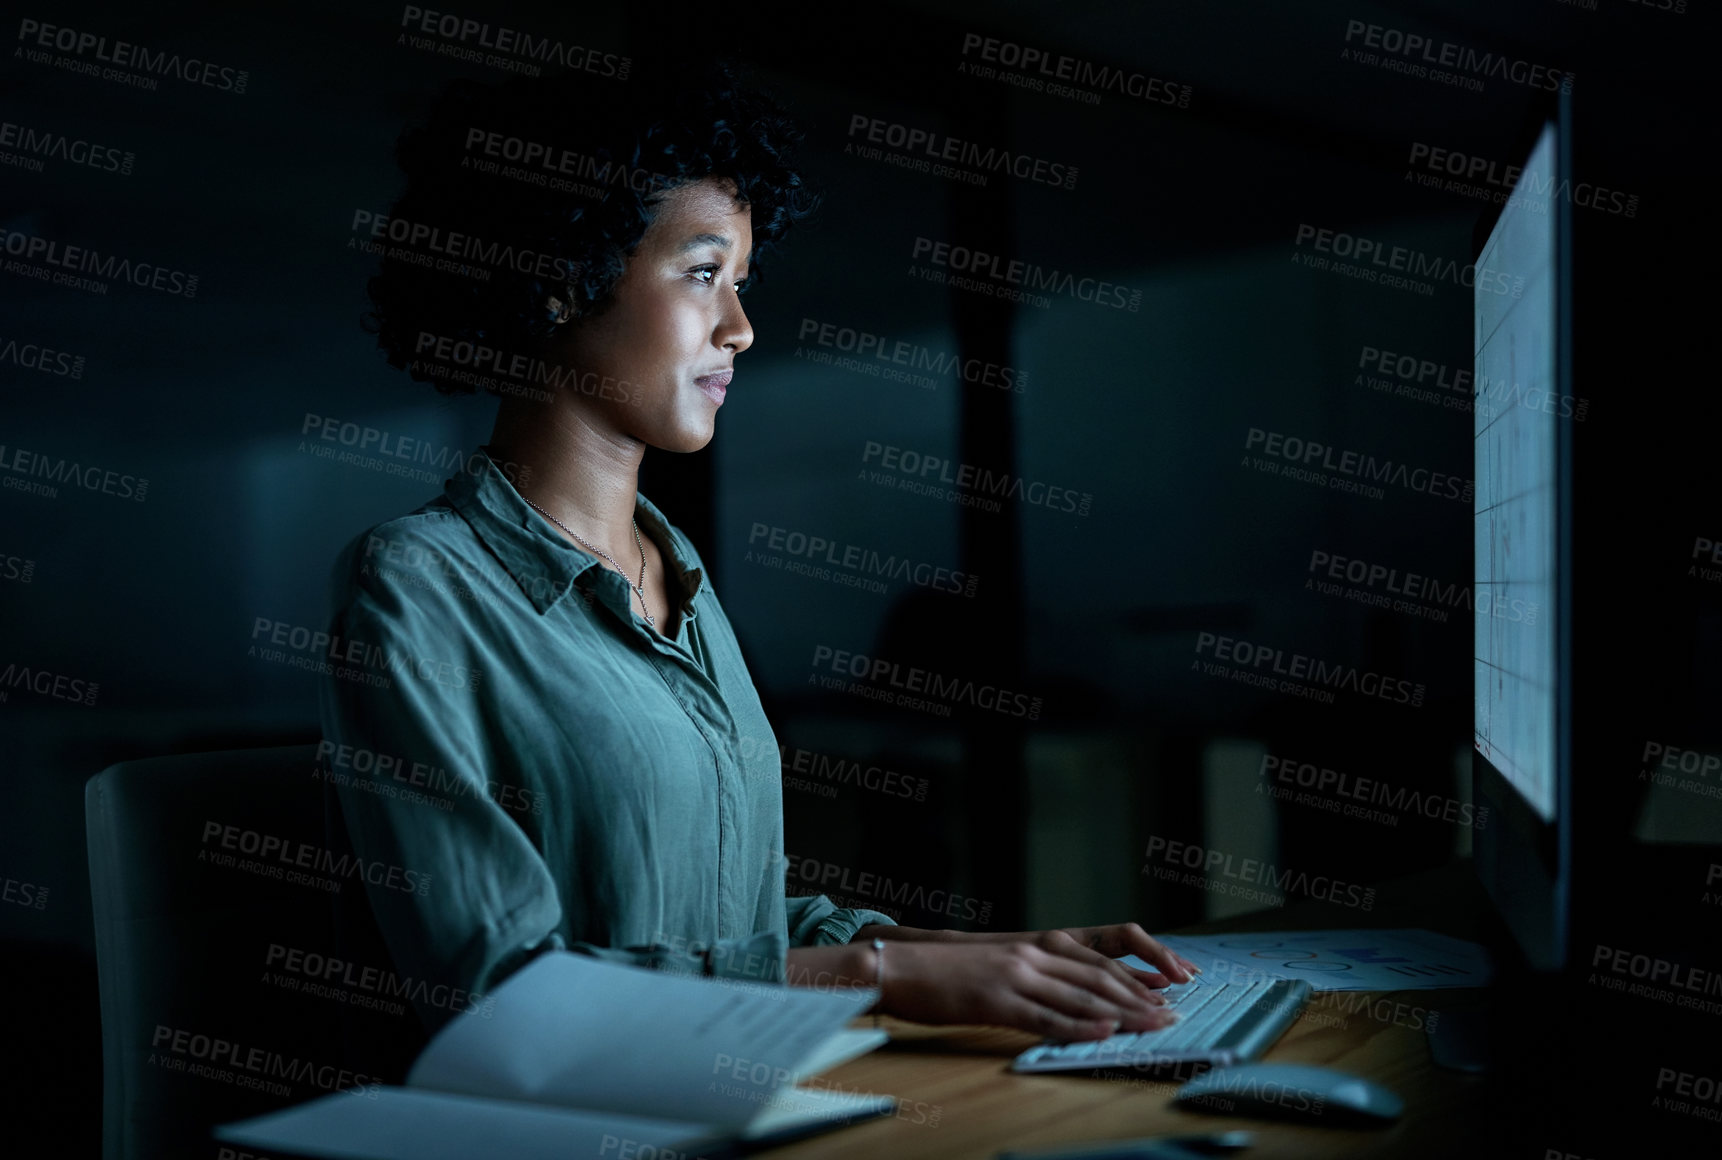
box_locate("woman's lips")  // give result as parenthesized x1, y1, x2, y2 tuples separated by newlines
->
(696, 370, 731, 405)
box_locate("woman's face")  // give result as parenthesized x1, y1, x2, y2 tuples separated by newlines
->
(554, 176, 754, 453)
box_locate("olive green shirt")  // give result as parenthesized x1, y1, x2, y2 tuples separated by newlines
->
(317, 447, 893, 1032)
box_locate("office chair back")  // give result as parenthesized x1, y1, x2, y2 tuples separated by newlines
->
(86, 744, 356, 1160)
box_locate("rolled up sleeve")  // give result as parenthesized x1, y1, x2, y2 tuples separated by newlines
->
(566, 929, 788, 985)
(786, 893, 898, 947)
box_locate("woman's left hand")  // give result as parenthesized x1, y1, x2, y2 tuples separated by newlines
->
(895, 922, 1200, 992)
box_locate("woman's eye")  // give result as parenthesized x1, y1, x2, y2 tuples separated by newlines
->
(690, 265, 748, 294)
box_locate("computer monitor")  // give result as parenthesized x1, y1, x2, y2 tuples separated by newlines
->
(1471, 93, 1573, 974)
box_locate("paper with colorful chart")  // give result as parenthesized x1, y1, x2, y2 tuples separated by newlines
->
(1122, 929, 1492, 991)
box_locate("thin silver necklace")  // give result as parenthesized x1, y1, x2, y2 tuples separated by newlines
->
(523, 496, 654, 628)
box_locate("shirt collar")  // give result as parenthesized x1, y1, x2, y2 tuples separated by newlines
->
(446, 445, 706, 617)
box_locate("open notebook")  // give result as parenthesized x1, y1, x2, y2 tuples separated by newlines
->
(215, 951, 895, 1160)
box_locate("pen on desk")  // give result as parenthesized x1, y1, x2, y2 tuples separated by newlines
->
(997, 1129, 1254, 1160)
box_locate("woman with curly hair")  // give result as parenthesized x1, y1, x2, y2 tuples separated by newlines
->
(321, 53, 1195, 1059)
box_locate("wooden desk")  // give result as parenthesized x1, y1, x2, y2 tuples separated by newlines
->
(766, 862, 1494, 1160)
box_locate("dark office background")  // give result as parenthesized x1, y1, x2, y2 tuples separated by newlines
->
(2, 0, 1716, 1155)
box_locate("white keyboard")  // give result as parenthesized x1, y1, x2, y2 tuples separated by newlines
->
(1012, 977, 1313, 1073)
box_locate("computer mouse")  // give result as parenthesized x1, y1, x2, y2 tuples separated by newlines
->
(1171, 1063, 1403, 1126)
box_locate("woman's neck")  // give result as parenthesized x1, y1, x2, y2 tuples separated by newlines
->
(487, 394, 646, 559)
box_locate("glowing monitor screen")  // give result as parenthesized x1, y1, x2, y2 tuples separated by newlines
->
(1473, 123, 1558, 824)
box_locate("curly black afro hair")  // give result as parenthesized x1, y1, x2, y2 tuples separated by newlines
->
(360, 54, 820, 396)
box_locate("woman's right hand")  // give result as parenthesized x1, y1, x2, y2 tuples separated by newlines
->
(871, 939, 1178, 1041)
